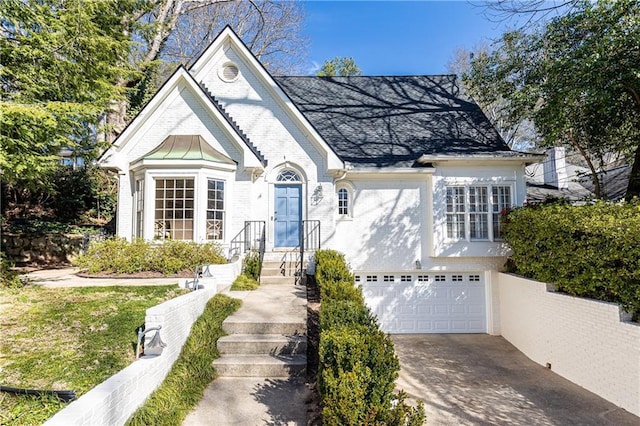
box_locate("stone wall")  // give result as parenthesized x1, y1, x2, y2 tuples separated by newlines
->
(1, 233, 90, 265)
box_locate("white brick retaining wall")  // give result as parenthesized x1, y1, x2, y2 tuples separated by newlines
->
(45, 259, 241, 426)
(498, 273, 640, 417)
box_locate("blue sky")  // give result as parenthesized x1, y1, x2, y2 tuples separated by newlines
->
(302, 1, 511, 75)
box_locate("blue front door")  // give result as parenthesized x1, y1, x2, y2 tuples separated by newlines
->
(275, 184, 301, 247)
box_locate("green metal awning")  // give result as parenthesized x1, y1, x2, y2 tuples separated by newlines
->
(142, 135, 236, 164)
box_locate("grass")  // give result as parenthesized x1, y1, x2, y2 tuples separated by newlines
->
(230, 273, 260, 291)
(0, 285, 186, 425)
(127, 294, 241, 425)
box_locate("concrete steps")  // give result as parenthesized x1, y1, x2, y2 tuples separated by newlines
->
(214, 285, 307, 378)
(217, 334, 307, 355)
(213, 355, 307, 377)
(259, 259, 298, 285)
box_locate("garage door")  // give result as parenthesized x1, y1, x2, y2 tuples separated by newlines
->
(360, 273, 486, 334)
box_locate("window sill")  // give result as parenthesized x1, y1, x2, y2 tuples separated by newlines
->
(336, 216, 353, 222)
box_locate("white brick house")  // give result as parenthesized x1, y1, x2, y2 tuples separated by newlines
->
(100, 27, 539, 334)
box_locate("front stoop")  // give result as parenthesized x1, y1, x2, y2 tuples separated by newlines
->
(259, 260, 299, 285)
(214, 285, 307, 378)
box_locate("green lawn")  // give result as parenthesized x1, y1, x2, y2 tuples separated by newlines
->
(0, 285, 186, 425)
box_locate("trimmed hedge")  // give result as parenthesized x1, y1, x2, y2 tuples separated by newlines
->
(74, 238, 226, 275)
(315, 249, 425, 425)
(503, 201, 640, 318)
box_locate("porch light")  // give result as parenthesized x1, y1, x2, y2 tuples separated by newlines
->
(313, 185, 323, 203)
(415, 260, 422, 269)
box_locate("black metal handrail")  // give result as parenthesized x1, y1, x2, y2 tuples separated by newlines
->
(298, 220, 321, 285)
(228, 221, 266, 282)
(229, 221, 266, 257)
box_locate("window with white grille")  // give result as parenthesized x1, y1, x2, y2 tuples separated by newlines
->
(206, 179, 224, 240)
(452, 275, 463, 282)
(135, 179, 144, 238)
(383, 275, 395, 282)
(401, 275, 412, 282)
(435, 275, 446, 282)
(276, 170, 301, 182)
(154, 178, 194, 240)
(492, 186, 511, 240)
(366, 275, 378, 282)
(337, 188, 349, 215)
(445, 184, 512, 242)
(469, 187, 489, 240)
(446, 186, 465, 239)
(417, 275, 429, 282)
(469, 274, 481, 282)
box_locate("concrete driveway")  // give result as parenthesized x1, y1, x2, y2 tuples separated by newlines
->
(392, 334, 639, 426)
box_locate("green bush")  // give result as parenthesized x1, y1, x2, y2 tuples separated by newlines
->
(314, 249, 425, 425)
(315, 249, 353, 284)
(319, 326, 399, 411)
(242, 250, 261, 280)
(320, 299, 378, 331)
(319, 279, 364, 303)
(74, 238, 226, 275)
(230, 274, 259, 291)
(0, 252, 23, 288)
(503, 201, 640, 318)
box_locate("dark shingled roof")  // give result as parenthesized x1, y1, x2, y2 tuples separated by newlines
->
(275, 75, 511, 168)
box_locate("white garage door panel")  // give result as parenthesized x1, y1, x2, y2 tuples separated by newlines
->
(362, 274, 486, 334)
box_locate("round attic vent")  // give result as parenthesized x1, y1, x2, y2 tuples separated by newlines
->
(219, 63, 239, 82)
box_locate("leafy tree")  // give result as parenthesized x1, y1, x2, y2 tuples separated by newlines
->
(0, 0, 136, 188)
(465, 0, 640, 199)
(317, 56, 362, 77)
(449, 46, 537, 150)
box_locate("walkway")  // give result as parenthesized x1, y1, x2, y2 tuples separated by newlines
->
(184, 283, 311, 425)
(393, 334, 639, 426)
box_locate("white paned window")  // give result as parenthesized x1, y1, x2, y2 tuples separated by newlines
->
(417, 275, 429, 282)
(383, 275, 395, 282)
(401, 275, 412, 282)
(469, 275, 481, 282)
(452, 275, 463, 282)
(366, 275, 378, 282)
(435, 275, 446, 282)
(277, 170, 301, 182)
(446, 186, 465, 239)
(135, 179, 144, 238)
(355, 275, 361, 282)
(445, 184, 513, 242)
(337, 188, 349, 216)
(206, 179, 225, 240)
(154, 178, 194, 240)
(469, 187, 488, 240)
(492, 186, 512, 240)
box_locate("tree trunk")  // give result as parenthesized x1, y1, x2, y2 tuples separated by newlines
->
(571, 133, 602, 198)
(624, 86, 640, 201)
(625, 143, 640, 201)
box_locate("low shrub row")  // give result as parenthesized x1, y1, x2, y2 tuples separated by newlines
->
(315, 249, 425, 425)
(74, 238, 226, 275)
(503, 201, 640, 318)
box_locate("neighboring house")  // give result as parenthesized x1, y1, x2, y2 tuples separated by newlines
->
(526, 147, 631, 202)
(99, 27, 539, 334)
